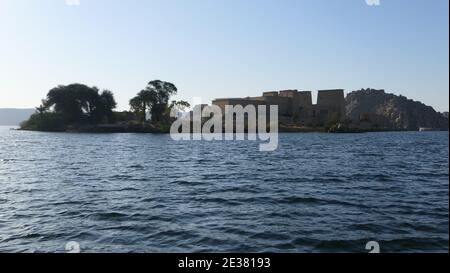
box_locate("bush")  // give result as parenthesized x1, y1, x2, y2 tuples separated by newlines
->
(20, 113, 66, 132)
(324, 112, 342, 129)
(114, 111, 138, 123)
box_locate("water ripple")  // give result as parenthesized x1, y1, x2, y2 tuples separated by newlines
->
(0, 128, 448, 253)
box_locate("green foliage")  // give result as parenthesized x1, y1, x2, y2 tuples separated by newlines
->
(41, 84, 117, 124)
(153, 120, 172, 133)
(169, 100, 190, 112)
(129, 80, 179, 123)
(114, 111, 138, 123)
(20, 112, 66, 132)
(129, 90, 157, 121)
(97, 90, 117, 122)
(325, 112, 342, 129)
(24, 80, 186, 132)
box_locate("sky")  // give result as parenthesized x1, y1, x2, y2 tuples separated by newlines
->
(0, 0, 448, 111)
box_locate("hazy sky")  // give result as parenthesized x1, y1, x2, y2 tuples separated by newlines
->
(0, 0, 448, 111)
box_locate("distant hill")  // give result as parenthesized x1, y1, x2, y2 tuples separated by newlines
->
(346, 89, 449, 131)
(0, 108, 35, 126)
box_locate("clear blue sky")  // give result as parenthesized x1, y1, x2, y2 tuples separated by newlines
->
(0, 0, 448, 111)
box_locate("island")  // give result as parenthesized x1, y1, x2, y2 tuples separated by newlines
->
(20, 80, 190, 134)
(20, 81, 449, 134)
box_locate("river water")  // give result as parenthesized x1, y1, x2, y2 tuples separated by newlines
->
(0, 126, 448, 252)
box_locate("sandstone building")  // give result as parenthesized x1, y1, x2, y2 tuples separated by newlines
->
(212, 89, 346, 126)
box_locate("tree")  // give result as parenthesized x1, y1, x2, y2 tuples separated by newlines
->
(130, 80, 178, 123)
(147, 80, 178, 122)
(129, 90, 157, 122)
(129, 96, 145, 118)
(40, 83, 117, 124)
(96, 90, 117, 123)
(168, 100, 191, 117)
(21, 112, 65, 132)
(36, 100, 48, 114)
(43, 84, 85, 122)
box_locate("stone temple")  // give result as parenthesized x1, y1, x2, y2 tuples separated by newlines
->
(212, 89, 346, 126)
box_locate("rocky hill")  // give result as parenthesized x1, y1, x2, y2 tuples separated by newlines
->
(345, 89, 449, 131)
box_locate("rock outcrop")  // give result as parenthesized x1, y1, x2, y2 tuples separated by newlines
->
(346, 89, 449, 131)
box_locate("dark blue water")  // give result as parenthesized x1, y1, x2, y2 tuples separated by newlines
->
(0, 126, 448, 253)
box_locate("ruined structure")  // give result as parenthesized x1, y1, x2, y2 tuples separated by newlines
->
(212, 89, 346, 126)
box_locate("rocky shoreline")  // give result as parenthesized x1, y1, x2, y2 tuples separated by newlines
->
(19, 123, 445, 134)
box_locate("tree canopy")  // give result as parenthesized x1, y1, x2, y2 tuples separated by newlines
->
(130, 80, 180, 123)
(40, 83, 117, 124)
(22, 80, 191, 132)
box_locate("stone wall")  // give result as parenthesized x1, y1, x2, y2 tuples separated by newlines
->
(212, 89, 346, 126)
(212, 98, 266, 115)
(317, 89, 346, 114)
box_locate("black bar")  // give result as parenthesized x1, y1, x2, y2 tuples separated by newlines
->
(0, 253, 447, 272)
